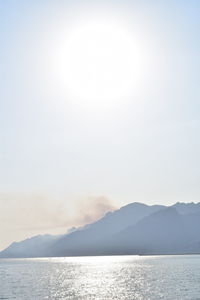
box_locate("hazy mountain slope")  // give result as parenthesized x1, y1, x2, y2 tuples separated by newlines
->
(173, 202, 200, 215)
(0, 202, 164, 258)
(0, 234, 59, 258)
(49, 203, 165, 256)
(97, 207, 191, 255)
(1, 202, 200, 258)
(183, 211, 200, 241)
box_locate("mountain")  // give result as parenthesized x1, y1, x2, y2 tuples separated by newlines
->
(102, 206, 200, 255)
(173, 202, 200, 215)
(1, 202, 200, 258)
(0, 234, 59, 258)
(96, 207, 190, 255)
(49, 202, 165, 256)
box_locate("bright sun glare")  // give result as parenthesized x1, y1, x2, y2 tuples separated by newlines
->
(57, 19, 145, 106)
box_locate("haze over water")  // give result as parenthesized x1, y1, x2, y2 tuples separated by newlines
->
(1, 255, 200, 300)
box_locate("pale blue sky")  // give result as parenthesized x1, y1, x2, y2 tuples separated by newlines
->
(0, 0, 200, 249)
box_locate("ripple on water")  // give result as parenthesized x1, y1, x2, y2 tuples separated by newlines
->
(1, 255, 200, 300)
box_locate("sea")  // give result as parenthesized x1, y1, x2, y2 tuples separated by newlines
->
(0, 255, 200, 300)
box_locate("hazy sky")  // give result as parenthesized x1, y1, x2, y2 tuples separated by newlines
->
(1, 0, 200, 250)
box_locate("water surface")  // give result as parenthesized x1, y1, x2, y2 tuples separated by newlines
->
(1, 255, 200, 299)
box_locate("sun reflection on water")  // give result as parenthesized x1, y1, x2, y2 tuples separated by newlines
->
(1, 255, 200, 299)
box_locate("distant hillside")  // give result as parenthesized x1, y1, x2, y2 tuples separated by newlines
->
(96, 207, 190, 255)
(49, 202, 165, 256)
(1, 202, 200, 258)
(0, 234, 59, 258)
(173, 202, 200, 215)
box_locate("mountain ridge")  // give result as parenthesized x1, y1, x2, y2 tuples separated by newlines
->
(1, 202, 200, 258)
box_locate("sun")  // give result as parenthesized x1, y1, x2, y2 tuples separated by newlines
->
(56, 19, 144, 107)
